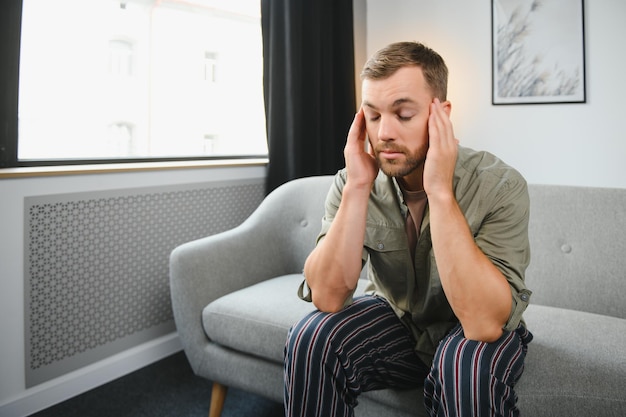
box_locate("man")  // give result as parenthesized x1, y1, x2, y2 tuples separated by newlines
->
(285, 41, 533, 417)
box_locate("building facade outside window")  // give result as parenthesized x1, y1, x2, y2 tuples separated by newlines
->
(109, 40, 134, 78)
(17, 0, 267, 163)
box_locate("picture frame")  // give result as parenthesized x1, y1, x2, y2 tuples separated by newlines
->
(491, 0, 586, 104)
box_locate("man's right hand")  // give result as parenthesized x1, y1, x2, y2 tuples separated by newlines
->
(344, 108, 378, 190)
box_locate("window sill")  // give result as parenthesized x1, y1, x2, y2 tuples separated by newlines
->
(0, 158, 269, 179)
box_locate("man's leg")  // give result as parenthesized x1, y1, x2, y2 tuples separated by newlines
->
(284, 295, 429, 417)
(424, 324, 533, 417)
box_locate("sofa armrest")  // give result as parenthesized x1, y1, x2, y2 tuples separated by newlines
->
(170, 219, 291, 369)
(169, 175, 334, 372)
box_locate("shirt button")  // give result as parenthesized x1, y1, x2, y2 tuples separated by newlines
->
(377, 242, 384, 250)
(520, 294, 529, 302)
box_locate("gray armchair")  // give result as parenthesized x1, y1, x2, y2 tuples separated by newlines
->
(169, 176, 424, 417)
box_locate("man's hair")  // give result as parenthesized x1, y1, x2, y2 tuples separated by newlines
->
(360, 41, 448, 101)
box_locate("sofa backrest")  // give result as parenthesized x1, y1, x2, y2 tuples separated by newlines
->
(276, 177, 626, 320)
(526, 184, 626, 319)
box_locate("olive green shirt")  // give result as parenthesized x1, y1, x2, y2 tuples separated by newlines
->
(306, 146, 532, 366)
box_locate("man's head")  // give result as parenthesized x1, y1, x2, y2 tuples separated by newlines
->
(361, 41, 448, 101)
(360, 42, 451, 190)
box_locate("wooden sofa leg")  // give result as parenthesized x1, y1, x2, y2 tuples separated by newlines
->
(208, 382, 228, 417)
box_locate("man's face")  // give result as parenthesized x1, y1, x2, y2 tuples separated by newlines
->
(361, 66, 438, 185)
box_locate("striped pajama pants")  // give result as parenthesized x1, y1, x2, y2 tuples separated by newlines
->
(284, 295, 532, 417)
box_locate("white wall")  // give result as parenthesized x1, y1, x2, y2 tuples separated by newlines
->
(363, 0, 626, 188)
(0, 164, 266, 416)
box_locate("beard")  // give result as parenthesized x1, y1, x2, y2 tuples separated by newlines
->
(375, 143, 427, 178)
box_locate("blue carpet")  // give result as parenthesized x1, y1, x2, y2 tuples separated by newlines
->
(29, 352, 284, 417)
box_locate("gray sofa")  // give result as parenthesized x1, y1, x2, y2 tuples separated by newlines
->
(170, 175, 626, 417)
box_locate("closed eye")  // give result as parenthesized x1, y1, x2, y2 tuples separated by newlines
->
(396, 106, 416, 121)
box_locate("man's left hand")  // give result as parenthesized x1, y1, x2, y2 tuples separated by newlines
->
(423, 98, 458, 199)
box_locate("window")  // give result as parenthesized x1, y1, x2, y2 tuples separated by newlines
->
(0, 0, 267, 167)
(107, 122, 135, 156)
(109, 40, 134, 78)
(204, 51, 218, 84)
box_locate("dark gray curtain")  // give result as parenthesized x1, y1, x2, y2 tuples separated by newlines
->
(261, 0, 356, 194)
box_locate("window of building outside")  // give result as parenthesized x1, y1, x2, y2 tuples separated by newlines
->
(17, 0, 267, 162)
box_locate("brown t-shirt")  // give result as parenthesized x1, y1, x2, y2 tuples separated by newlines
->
(401, 187, 428, 264)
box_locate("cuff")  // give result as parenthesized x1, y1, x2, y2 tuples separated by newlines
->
(504, 288, 532, 331)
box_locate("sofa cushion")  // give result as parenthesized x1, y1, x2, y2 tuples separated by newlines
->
(516, 304, 626, 415)
(203, 276, 626, 416)
(203, 275, 371, 363)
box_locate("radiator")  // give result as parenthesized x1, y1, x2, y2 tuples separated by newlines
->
(24, 178, 265, 387)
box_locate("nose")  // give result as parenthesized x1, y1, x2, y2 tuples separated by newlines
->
(377, 115, 396, 142)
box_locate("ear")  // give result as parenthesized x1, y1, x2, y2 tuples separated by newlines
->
(442, 100, 452, 116)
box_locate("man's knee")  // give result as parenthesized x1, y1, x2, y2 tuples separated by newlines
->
(425, 325, 530, 416)
(431, 324, 527, 378)
(285, 311, 333, 363)
(285, 297, 389, 368)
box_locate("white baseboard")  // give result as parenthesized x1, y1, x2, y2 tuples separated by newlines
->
(0, 333, 182, 417)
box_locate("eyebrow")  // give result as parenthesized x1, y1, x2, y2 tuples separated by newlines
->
(362, 97, 416, 111)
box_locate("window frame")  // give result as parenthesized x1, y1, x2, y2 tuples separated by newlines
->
(0, 0, 21, 168)
(0, 0, 268, 170)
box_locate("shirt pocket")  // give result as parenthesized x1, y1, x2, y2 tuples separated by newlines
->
(363, 224, 412, 303)
(363, 223, 407, 253)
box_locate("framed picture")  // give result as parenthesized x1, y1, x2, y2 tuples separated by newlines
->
(491, 0, 586, 104)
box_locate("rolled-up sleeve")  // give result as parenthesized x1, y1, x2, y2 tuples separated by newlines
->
(471, 173, 532, 330)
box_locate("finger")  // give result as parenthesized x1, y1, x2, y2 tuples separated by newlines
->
(429, 99, 447, 130)
(367, 134, 375, 157)
(344, 109, 368, 159)
(348, 108, 366, 142)
(429, 99, 455, 147)
(428, 100, 443, 146)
